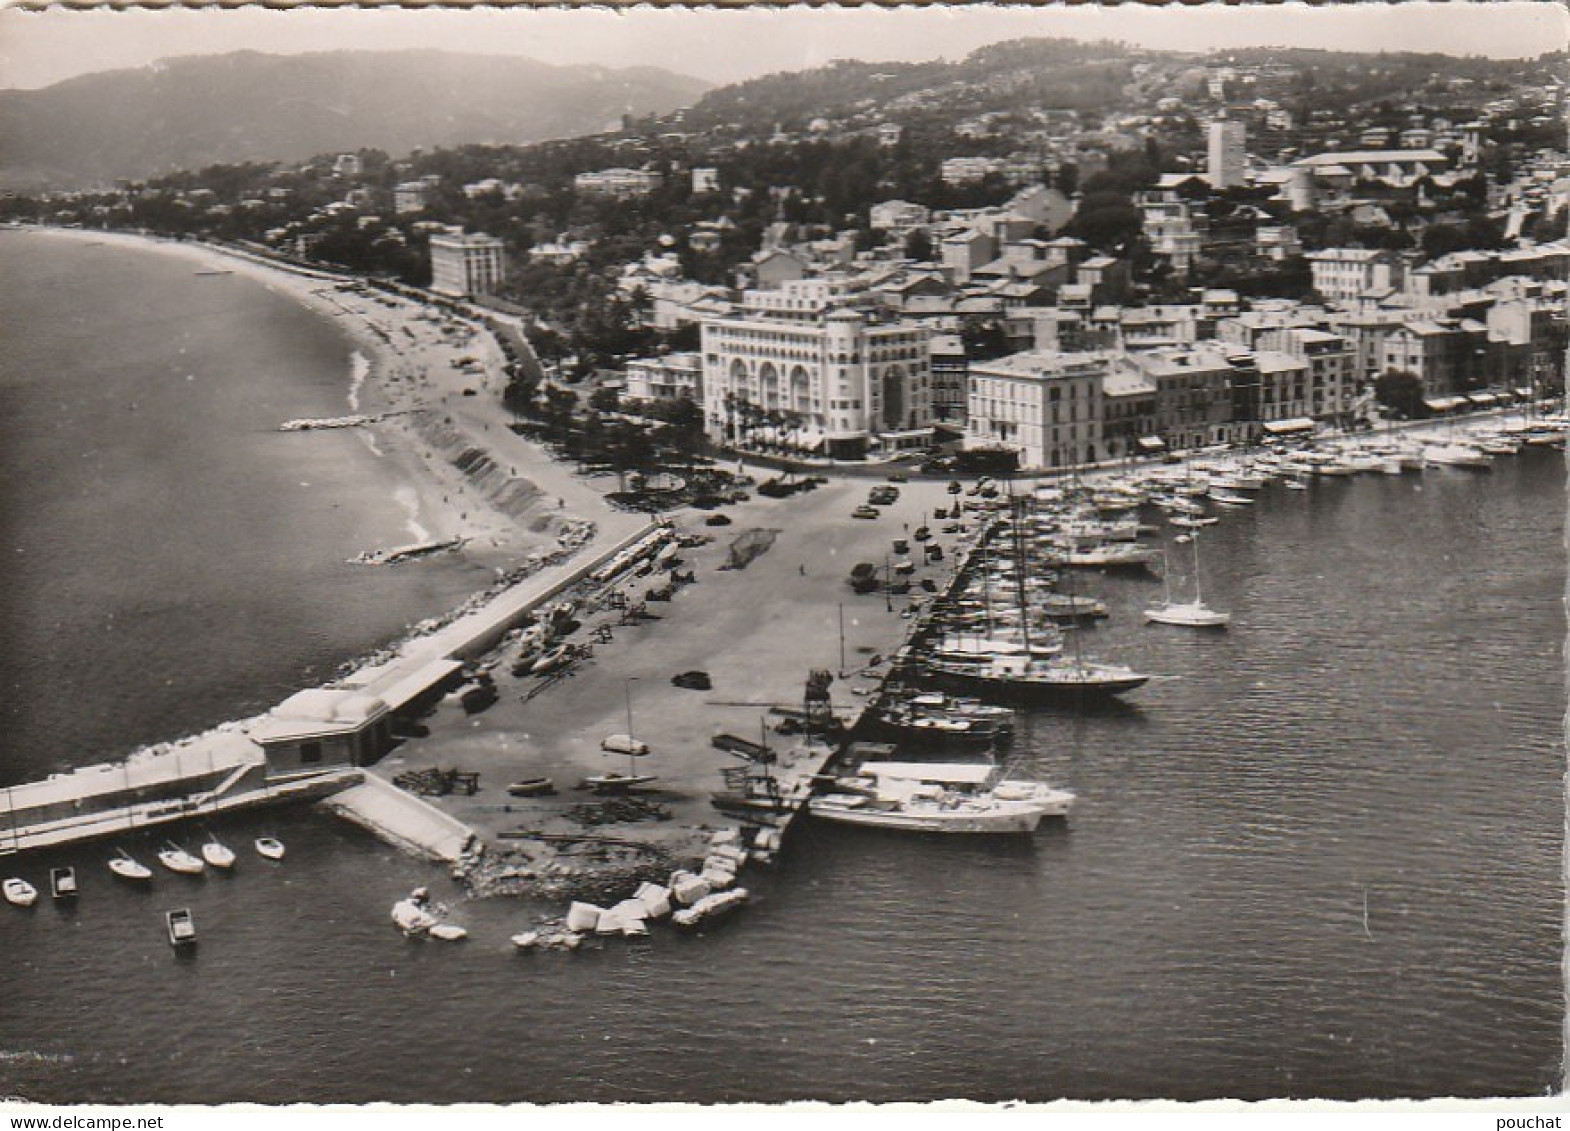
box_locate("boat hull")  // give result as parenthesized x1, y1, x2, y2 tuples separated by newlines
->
(809, 798, 1045, 834)
(922, 662, 1149, 703)
(109, 859, 153, 882)
(1145, 603, 1231, 628)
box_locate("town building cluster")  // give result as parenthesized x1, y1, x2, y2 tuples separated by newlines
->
(19, 46, 1565, 472)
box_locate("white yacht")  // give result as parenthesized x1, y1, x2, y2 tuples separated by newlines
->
(1423, 443, 1492, 469)
(809, 762, 1074, 835)
(1146, 534, 1230, 629)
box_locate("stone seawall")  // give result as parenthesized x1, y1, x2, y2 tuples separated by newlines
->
(409, 411, 562, 533)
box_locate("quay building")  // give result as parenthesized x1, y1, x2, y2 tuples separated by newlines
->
(700, 279, 934, 459)
(965, 341, 1356, 469)
(625, 352, 703, 403)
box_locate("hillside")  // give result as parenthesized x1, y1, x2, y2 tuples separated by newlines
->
(0, 49, 711, 189)
(682, 38, 1130, 132)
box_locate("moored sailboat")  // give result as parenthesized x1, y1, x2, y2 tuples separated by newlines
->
(1145, 533, 1230, 629)
(109, 849, 153, 883)
(158, 842, 204, 875)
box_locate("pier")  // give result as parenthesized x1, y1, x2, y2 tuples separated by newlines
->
(369, 472, 992, 887)
(0, 521, 664, 859)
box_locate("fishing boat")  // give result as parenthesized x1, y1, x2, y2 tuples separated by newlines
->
(4, 877, 38, 907)
(1042, 542, 1160, 570)
(49, 866, 79, 900)
(506, 778, 556, 797)
(808, 762, 1074, 835)
(254, 837, 286, 861)
(201, 836, 236, 870)
(166, 908, 197, 947)
(710, 780, 794, 816)
(1038, 593, 1109, 621)
(866, 691, 1015, 748)
(1169, 514, 1218, 529)
(529, 644, 575, 675)
(108, 849, 153, 883)
(1145, 534, 1230, 629)
(157, 843, 204, 875)
(584, 772, 658, 793)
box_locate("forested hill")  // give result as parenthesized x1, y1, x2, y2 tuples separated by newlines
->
(0, 49, 711, 190)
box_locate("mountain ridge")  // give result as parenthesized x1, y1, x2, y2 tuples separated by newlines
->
(0, 48, 712, 189)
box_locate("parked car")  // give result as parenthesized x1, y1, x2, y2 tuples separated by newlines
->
(705, 513, 733, 527)
(852, 505, 880, 520)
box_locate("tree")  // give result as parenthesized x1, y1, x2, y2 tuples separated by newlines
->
(1374, 368, 1427, 420)
(960, 315, 1011, 362)
(1064, 189, 1142, 253)
(662, 397, 706, 474)
(903, 228, 935, 262)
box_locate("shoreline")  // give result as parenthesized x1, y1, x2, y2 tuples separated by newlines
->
(22, 225, 568, 571)
(6, 225, 644, 774)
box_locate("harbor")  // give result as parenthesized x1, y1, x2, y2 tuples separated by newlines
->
(6, 368, 1562, 949)
(1, 426, 1560, 1101)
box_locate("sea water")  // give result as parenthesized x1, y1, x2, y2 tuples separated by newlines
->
(0, 231, 1562, 1103)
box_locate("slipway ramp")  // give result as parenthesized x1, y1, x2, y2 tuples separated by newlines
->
(320, 773, 476, 863)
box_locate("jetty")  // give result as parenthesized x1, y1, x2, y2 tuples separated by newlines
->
(369, 473, 995, 896)
(0, 522, 666, 860)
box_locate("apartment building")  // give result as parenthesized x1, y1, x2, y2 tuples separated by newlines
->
(428, 230, 506, 298)
(700, 281, 933, 459)
(574, 168, 664, 197)
(966, 351, 1109, 469)
(625, 353, 703, 403)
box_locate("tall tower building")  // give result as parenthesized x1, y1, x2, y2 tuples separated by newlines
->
(1207, 117, 1247, 189)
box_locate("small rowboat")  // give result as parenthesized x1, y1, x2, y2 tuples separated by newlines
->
(254, 837, 286, 861)
(158, 843, 204, 875)
(3, 877, 38, 907)
(49, 866, 79, 900)
(506, 778, 556, 797)
(109, 850, 153, 882)
(166, 908, 197, 947)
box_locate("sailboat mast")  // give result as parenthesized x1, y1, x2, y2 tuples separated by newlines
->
(1011, 489, 1032, 656)
(1192, 531, 1204, 607)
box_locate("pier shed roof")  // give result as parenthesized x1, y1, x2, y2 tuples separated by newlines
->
(6, 730, 261, 809)
(249, 688, 389, 745)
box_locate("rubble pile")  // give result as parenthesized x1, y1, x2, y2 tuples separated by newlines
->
(565, 796, 672, 826)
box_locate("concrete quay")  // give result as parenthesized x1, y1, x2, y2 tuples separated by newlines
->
(368, 471, 986, 895)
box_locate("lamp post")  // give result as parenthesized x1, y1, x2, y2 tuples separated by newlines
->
(623, 677, 640, 778)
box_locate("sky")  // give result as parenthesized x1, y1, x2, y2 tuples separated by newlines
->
(0, 1, 1565, 91)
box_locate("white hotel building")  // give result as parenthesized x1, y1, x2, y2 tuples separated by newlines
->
(428, 230, 506, 298)
(700, 280, 933, 459)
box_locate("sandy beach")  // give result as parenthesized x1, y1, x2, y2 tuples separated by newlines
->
(26, 226, 641, 575)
